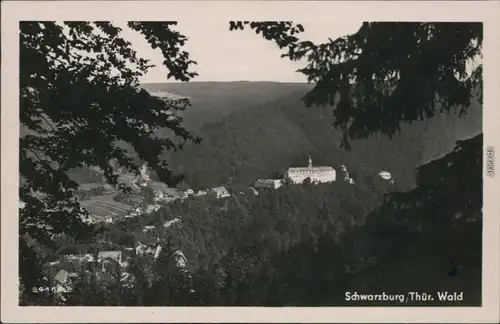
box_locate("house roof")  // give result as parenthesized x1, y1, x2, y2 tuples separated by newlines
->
(256, 179, 283, 183)
(78, 183, 113, 191)
(63, 254, 94, 261)
(173, 250, 187, 261)
(137, 239, 160, 247)
(146, 181, 183, 196)
(97, 251, 122, 261)
(378, 171, 392, 180)
(164, 218, 181, 228)
(54, 269, 69, 284)
(211, 186, 229, 193)
(22, 233, 37, 247)
(249, 187, 259, 193)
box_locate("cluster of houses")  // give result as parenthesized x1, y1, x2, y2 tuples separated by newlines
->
(142, 217, 182, 233)
(79, 163, 235, 226)
(79, 202, 163, 226)
(341, 165, 355, 184)
(24, 155, 398, 304)
(41, 236, 190, 303)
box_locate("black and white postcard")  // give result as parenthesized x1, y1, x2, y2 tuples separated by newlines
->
(1, 1, 499, 323)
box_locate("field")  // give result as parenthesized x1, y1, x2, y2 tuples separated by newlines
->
(80, 194, 134, 218)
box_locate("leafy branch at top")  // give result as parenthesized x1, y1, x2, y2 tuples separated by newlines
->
(229, 21, 483, 149)
(20, 21, 200, 248)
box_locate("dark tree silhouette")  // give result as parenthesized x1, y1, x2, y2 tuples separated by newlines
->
(19, 21, 200, 294)
(229, 22, 482, 144)
(228, 21, 483, 305)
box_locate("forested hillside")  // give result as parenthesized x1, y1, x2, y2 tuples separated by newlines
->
(158, 82, 481, 190)
(55, 177, 398, 306)
(67, 82, 481, 191)
(141, 82, 313, 129)
(54, 83, 482, 306)
(56, 138, 482, 306)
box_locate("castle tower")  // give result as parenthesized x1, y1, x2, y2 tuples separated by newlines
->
(308, 155, 312, 168)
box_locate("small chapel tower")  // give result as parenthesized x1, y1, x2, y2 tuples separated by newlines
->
(140, 162, 150, 181)
(308, 155, 312, 168)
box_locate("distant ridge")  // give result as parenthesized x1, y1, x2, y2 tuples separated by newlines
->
(164, 84, 481, 189)
(141, 81, 313, 129)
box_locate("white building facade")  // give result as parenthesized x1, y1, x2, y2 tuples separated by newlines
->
(210, 186, 230, 199)
(285, 156, 336, 184)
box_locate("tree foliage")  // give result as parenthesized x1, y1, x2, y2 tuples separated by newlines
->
(19, 21, 200, 296)
(230, 21, 482, 148)
(20, 21, 199, 245)
(60, 180, 388, 306)
(229, 20, 483, 254)
(226, 21, 483, 304)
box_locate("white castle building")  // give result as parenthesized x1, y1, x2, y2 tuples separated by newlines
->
(285, 156, 336, 184)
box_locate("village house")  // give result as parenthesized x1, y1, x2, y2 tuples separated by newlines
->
(146, 181, 185, 202)
(120, 271, 135, 288)
(254, 178, 284, 190)
(44, 253, 96, 280)
(340, 165, 355, 185)
(80, 214, 100, 225)
(83, 214, 113, 224)
(52, 269, 78, 301)
(379, 170, 393, 181)
(136, 240, 162, 260)
(142, 225, 156, 232)
(173, 250, 188, 270)
(63, 254, 95, 263)
(97, 251, 122, 272)
(145, 204, 161, 214)
(164, 217, 181, 228)
(194, 190, 207, 196)
(54, 269, 78, 286)
(210, 186, 230, 199)
(248, 187, 259, 196)
(140, 162, 151, 181)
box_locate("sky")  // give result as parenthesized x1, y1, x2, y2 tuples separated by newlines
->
(117, 21, 363, 84)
